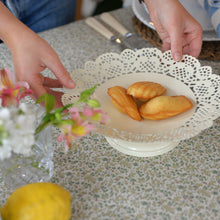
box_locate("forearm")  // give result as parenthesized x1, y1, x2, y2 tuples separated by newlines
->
(0, 2, 35, 49)
(140, 0, 196, 33)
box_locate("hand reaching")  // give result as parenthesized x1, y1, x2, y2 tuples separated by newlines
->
(0, 2, 75, 108)
(144, 0, 203, 61)
(10, 29, 75, 108)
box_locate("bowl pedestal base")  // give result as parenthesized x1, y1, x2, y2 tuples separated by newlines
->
(105, 137, 180, 157)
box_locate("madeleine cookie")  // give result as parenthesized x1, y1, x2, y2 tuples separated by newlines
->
(127, 81, 166, 101)
(108, 86, 142, 121)
(139, 95, 193, 120)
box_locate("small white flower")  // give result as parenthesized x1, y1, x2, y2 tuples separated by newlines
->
(0, 104, 37, 160)
(0, 140, 12, 160)
(0, 108, 10, 120)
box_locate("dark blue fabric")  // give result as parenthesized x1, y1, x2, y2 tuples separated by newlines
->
(1, 0, 76, 33)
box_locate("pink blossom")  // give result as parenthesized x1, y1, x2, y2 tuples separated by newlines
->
(0, 68, 33, 107)
(57, 118, 96, 149)
(57, 124, 74, 151)
(69, 107, 81, 120)
(82, 107, 94, 117)
(93, 109, 110, 124)
(82, 106, 110, 124)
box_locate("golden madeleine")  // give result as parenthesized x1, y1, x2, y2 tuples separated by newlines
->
(108, 86, 142, 121)
(127, 81, 166, 101)
(139, 95, 193, 120)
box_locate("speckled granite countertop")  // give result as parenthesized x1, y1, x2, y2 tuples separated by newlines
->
(0, 7, 219, 220)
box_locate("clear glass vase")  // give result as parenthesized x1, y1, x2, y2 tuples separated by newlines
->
(0, 107, 54, 190)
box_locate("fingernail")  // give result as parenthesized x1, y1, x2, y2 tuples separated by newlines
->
(174, 52, 182, 61)
(68, 80, 75, 87)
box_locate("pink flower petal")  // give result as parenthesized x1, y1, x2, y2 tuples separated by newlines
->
(0, 68, 14, 89)
(69, 107, 80, 119)
(17, 81, 31, 89)
(82, 107, 94, 117)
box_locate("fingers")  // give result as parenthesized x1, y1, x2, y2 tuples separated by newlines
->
(183, 44, 190, 55)
(161, 41, 171, 53)
(189, 43, 202, 58)
(170, 29, 183, 61)
(45, 88, 64, 108)
(30, 89, 63, 109)
(29, 75, 64, 109)
(162, 29, 202, 61)
(29, 76, 49, 100)
(40, 75, 63, 88)
(161, 30, 183, 61)
(44, 53, 75, 89)
(187, 33, 203, 58)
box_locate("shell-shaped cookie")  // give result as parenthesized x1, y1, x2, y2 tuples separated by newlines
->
(127, 81, 166, 101)
(139, 95, 193, 120)
(108, 86, 142, 121)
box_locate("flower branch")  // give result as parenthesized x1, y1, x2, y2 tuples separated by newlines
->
(0, 68, 109, 160)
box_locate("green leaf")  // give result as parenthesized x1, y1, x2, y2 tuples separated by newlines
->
(85, 99, 100, 108)
(54, 103, 73, 114)
(42, 112, 54, 122)
(35, 120, 51, 135)
(55, 112, 62, 121)
(36, 93, 55, 113)
(35, 85, 99, 135)
(35, 112, 55, 134)
(58, 119, 75, 127)
(77, 84, 98, 103)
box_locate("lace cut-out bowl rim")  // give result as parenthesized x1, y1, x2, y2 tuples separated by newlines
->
(62, 48, 220, 144)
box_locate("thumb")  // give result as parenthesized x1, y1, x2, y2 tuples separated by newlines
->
(170, 30, 183, 61)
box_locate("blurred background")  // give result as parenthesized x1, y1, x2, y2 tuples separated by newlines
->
(77, 0, 133, 20)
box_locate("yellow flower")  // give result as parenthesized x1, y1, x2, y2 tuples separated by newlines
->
(71, 125, 86, 136)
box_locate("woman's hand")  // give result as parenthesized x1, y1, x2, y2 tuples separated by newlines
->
(144, 0, 203, 60)
(10, 30, 75, 108)
(0, 2, 75, 108)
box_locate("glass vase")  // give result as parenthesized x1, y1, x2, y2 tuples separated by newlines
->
(0, 107, 54, 190)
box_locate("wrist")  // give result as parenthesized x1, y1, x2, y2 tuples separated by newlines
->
(0, 2, 32, 48)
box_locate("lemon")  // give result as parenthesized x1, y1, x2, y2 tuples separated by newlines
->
(0, 182, 71, 220)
